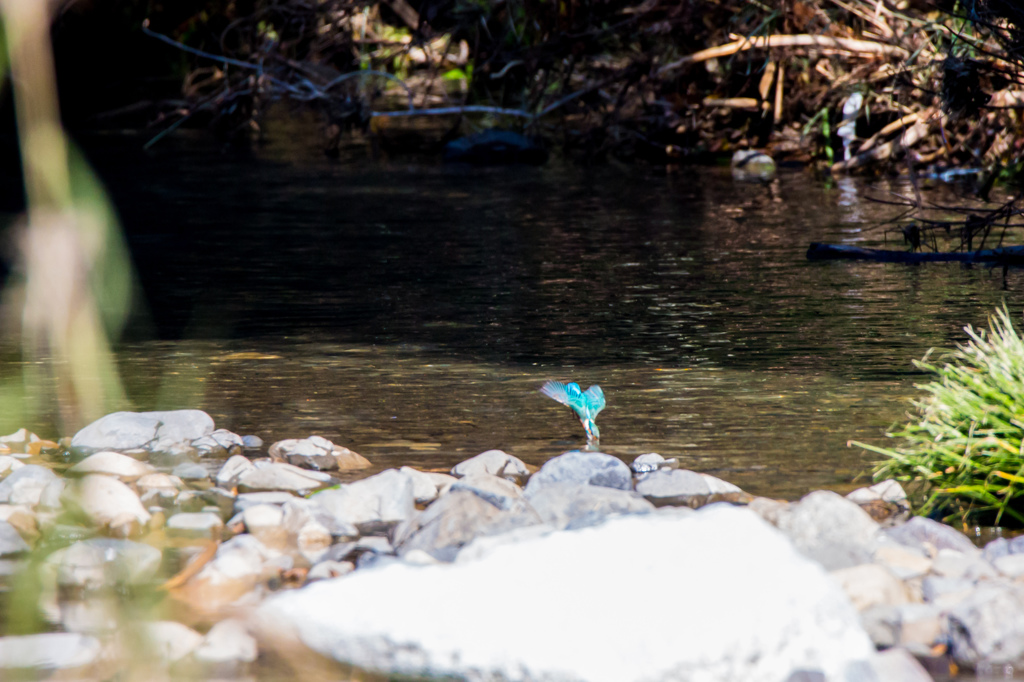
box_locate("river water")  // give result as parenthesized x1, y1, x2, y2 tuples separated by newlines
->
(5, 120, 1024, 499)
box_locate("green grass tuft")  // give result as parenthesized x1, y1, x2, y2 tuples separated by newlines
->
(853, 304, 1024, 526)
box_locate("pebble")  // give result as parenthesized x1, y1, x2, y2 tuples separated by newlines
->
(236, 461, 333, 495)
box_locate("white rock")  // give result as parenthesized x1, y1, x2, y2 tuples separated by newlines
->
(830, 563, 910, 611)
(307, 560, 355, 581)
(846, 479, 908, 506)
(69, 451, 157, 481)
(243, 505, 287, 551)
(193, 618, 258, 665)
(0, 632, 101, 670)
(143, 621, 204, 664)
(167, 512, 224, 539)
(0, 465, 59, 507)
(399, 466, 454, 503)
(258, 505, 876, 682)
(63, 475, 151, 531)
(994, 553, 1024, 578)
(873, 541, 933, 580)
(770, 490, 880, 570)
(451, 450, 530, 480)
(313, 468, 416, 533)
(236, 462, 332, 494)
(450, 474, 523, 510)
(0, 456, 24, 477)
(216, 454, 257, 488)
(70, 410, 215, 453)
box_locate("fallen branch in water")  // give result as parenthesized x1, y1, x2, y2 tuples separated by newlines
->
(806, 242, 1024, 264)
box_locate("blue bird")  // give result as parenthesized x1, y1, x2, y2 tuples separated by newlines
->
(540, 380, 606, 442)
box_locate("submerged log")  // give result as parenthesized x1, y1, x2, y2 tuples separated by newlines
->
(807, 242, 1024, 265)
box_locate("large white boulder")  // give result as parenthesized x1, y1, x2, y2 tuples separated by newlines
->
(257, 504, 876, 682)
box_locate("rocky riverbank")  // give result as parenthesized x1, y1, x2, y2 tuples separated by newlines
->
(0, 409, 1019, 680)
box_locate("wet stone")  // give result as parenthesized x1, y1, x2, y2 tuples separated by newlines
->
(68, 451, 155, 482)
(173, 462, 212, 484)
(269, 436, 371, 473)
(631, 452, 677, 475)
(242, 435, 264, 450)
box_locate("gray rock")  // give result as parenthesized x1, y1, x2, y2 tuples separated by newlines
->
(191, 429, 245, 457)
(395, 490, 542, 562)
(269, 436, 370, 472)
(982, 534, 1024, 563)
(172, 462, 211, 483)
(948, 580, 1024, 667)
(257, 505, 876, 682)
(523, 451, 632, 497)
(450, 474, 523, 510)
(769, 490, 880, 570)
(193, 618, 258, 666)
(829, 563, 909, 611)
(37, 478, 65, 511)
(921, 575, 975, 607)
(0, 632, 101, 671)
(0, 520, 28, 557)
(62, 475, 151, 534)
(142, 621, 204, 664)
(631, 453, 678, 475)
(167, 512, 224, 539)
(0, 465, 59, 506)
(892, 603, 945, 651)
(451, 449, 530, 480)
(884, 516, 978, 556)
(527, 483, 654, 530)
(635, 469, 711, 507)
(930, 548, 997, 581)
(216, 454, 257, 488)
(0, 456, 24, 477)
(67, 451, 155, 481)
(312, 469, 416, 534)
(281, 497, 357, 542)
(236, 461, 333, 495)
(242, 435, 264, 449)
(399, 466, 454, 504)
(70, 409, 215, 455)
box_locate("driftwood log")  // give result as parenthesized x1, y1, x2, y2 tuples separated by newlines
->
(806, 242, 1024, 265)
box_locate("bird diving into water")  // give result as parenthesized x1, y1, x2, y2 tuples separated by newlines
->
(540, 380, 605, 444)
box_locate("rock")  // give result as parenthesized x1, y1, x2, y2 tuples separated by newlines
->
(883, 516, 978, 556)
(630, 452, 674, 475)
(449, 474, 523, 511)
(58, 538, 162, 585)
(191, 429, 245, 457)
(193, 618, 258, 667)
(167, 512, 224, 539)
(395, 490, 542, 562)
(846, 479, 908, 506)
(443, 129, 547, 165)
(37, 478, 65, 511)
(0, 632, 101, 671)
(242, 435, 263, 449)
(235, 491, 298, 512)
(526, 483, 654, 530)
(0, 506, 38, 544)
(921, 575, 975, 608)
(136, 473, 182, 495)
(0, 456, 24, 477)
(312, 469, 416, 534)
(892, 603, 945, 651)
(731, 149, 777, 181)
(0, 428, 40, 454)
(993, 553, 1024, 578)
(769, 490, 880, 570)
(258, 505, 876, 682)
(269, 436, 371, 472)
(236, 461, 333, 495)
(451, 450, 530, 480)
(243, 505, 288, 551)
(172, 462, 211, 485)
(829, 563, 909, 611)
(982, 534, 1024, 562)
(0, 465, 59, 506)
(216, 454, 257, 488)
(869, 646, 935, 682)
(169, 534, 283, 618)
(0, 520, 29, 557)
(62, 475, 151, 534)
(948, 580, 1024, 668)
(307, 560, 355, 581)
(281, 497, 358, 543)
(143, 621, 204, 664)
(399, 466, 454, 504)
(873, 540, 932, 580)
(523, 451, 632, 497)
(70, 409, 215, 455)
(67, 451, 155, 482)
(930, 548, 997, 581)
(634, 469, 711, 507)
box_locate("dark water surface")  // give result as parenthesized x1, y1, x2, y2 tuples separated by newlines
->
(10, 122, 1024, 498)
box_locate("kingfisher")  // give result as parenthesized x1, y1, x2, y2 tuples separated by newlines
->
(540, 380, 605, 443)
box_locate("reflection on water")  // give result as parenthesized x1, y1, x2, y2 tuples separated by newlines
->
(4, 122, 1024, 498)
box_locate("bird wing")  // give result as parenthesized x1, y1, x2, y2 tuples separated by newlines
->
(540, 380, 587, 414)
(583, 385, 606, 417)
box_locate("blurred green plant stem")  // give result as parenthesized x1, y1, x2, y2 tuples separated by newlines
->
(1, 0, 128, 432)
